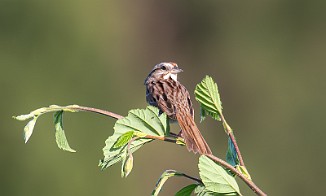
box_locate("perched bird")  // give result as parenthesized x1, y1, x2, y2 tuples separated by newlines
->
(144, 62, 212, 155)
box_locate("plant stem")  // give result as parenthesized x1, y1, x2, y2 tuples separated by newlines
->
(141, 134, 266, 195)
(70, 105, 124, 119)
(127, 137, 139, 157)
(144, 134, 179, 143)
(220, 114, 245, 167)
(228, 132, 245, 166)
(68, 105, 182, 144)
(206, 154, 266, 196)
(181, 173, 203, 184)
(66, 105, 265, 195)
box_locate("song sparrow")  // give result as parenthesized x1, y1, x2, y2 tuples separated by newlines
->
(144, 62, 212, 155)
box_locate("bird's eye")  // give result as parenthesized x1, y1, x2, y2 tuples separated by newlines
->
(161, 66, 166, 70)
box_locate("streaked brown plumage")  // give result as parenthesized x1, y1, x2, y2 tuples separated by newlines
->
(144, 62, 212, 155)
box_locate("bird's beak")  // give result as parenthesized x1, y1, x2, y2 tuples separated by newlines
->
(171, 67, 183, 74)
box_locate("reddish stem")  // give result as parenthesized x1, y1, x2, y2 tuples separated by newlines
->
(206, 154, 266, 196)
(68, 105, 266, 195)
(71, 106, 124, 119)
(229, 132, 245, 166)
(221, 114, 245, 166)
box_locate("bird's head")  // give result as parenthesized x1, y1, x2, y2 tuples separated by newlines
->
(147, 62, 183, 82)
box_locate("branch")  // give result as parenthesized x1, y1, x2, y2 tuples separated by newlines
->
(206, 154, 266, 196)
(142, 131, 266, 196)
(95, 106, 265, 195)
(15, 105, 265, 195)
(70, 105, 124, 120)
(220, 113, 245, 167)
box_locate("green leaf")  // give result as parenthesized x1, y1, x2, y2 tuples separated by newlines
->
(14, 105, 80, 145)
(198, 156, 241, 195)
(120, 149, 128, 178)
(175, 184, 198, 196)
(195, 76, 222, 121)
(195, 185, 238, 196)
(114, 131, 134, 148)
(23, 116, 38, 143)
(54, 111, 76, 152)
(100, 106, 170, 170)
(236, 166, 251, 180)
(133, 131, 148, 138)
(195, 185, 214, 196)
(226, 136, 239, 167)
(199, 107, 207, 122)
(122, 153, 133, 178)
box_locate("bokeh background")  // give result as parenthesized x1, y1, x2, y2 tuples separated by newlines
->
(1, 1, 325, 195)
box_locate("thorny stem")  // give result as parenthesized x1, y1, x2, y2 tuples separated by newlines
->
(66, 105, 266, 196)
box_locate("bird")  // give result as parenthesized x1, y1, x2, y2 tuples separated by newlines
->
(144, 62, 212, 155)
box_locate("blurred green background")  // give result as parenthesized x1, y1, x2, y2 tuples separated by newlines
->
(1, 1, 325, 195)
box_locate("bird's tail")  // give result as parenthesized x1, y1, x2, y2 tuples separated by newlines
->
(176, 113, 212, 155)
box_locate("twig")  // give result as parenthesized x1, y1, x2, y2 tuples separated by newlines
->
(228, 132, 245, 166)
(206, 154, 266, 196)
(220, 113, 245, 167)
(127, 137, 139, 157)
(66, 105, 266, 195)
(141, 133, 266, 195)
(144, 134, 179, 143)
(181, 173, 203, 184)
(70, 105, 124, 119)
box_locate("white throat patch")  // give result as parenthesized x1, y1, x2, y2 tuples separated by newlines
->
(163, 73, 178, 81)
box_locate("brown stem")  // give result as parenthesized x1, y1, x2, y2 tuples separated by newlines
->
(142, 134, 266, 195)
(70, 106, 124, 119)
(71, 105, 180, 144)
(220, 114, 245, 167)
(66, 105, 265, 195)
(206, 154, 266, 196)
(228, 132, 245, 166)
